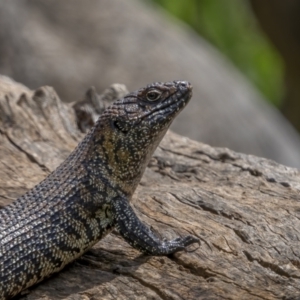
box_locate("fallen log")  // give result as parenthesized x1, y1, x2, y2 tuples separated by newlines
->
(1, 76, 300, 299)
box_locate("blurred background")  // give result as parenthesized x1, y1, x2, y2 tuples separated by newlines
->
(152, 0, 284, 107)
(1, 0, 300, 167)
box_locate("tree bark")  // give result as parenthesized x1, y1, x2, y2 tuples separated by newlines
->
(1, 76, 300, 299)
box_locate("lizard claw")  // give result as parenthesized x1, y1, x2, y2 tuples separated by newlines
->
(167, 235, 200, 254)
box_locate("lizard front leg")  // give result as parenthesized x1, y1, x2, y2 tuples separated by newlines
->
(111, 197, 199, 255)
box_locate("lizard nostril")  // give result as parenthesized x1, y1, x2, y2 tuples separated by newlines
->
(177, 81, 192, 91)
(178, 81, 191, 88)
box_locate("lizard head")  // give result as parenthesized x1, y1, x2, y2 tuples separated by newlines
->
(93, 81, 193, 194)
(108, 80, 192, 139)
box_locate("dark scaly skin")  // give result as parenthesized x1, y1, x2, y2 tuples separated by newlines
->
(0, 81, 198, 299)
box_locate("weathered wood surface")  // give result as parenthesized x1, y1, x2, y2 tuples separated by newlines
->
(1, 77, 300, 299)
(2, 0, 300, 168)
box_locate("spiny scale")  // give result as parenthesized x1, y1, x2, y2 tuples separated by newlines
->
(0, 81, 199, 299)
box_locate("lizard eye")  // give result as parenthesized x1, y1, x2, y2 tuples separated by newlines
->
(146, 90, 162, 102)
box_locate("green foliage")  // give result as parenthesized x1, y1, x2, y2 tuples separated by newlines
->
(150, 0, 284, 105)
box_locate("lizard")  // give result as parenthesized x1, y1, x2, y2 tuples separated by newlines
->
(0, 80, 199, 299)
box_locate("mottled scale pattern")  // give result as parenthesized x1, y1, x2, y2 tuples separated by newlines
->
(0, 81, 199, 299)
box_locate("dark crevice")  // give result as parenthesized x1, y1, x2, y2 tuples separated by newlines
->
(0, 128, 50, 173)
(228, 281, 273, 300)
(160, 146, 238, 163)
(171, 257, 216, 280)
(290, 259, 300, 270)
(266, 177, 291, 188)
(172, 191, 251, 227)
(280, 182, 291, 188)
(265, 222, 289, 242)
(172, 259, 271, 299)
(232, 164, 262, 177)
(232, 228, 252, 244)
(174, 258, 269, 300)
(243, 250, 300, 279)
(117, 272, 173, 300)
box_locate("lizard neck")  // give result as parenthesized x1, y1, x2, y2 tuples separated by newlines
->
(80, 121, 168, 197)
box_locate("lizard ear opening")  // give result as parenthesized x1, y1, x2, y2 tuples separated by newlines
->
(113, 120, 130, 134)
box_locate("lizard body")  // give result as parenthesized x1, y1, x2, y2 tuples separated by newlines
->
(0, 81, 198, 298)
